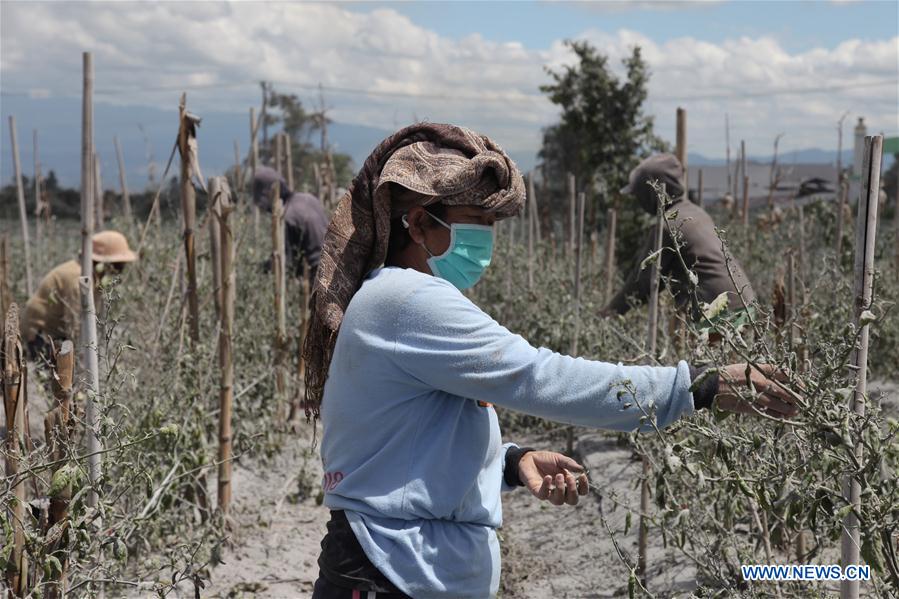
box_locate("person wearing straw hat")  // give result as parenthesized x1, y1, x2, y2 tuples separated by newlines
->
(306, 125, 797, 598)
(603, 153, 756, 323)
(254, 165, 329, 282)
(21, 230, 138, 361)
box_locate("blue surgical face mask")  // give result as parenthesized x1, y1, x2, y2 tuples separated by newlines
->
(405, 211, 494, 290)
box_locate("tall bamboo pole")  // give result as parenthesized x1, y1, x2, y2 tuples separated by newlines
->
(604, 207, 617, 304)
(79, 52, 101, 508)
(527, 173, 535, 290)
(232, 140, 242, 192)
(8, 116, 33, 296)
(290, 272, 310, 423)
(215, 177, 235, 514)
(639, 184, 666, 582)
(209, 179, 223, 322)
(34, 129, 43, 248)
(285, 132, 294, 191)
(567, 173, 576, 256)
(742, 174, 750, 226)
(0, 237, 10, 317)
(3, 305, 28, 595)
(93, 151, 103, 229)
(275, 131, 284, 178)
(565, 192, 586, 455)
(114, 136, 132, 223)
(697, 169, 704, 209)
(835, 179, 849, 265)
(272, 182, 288, 420)
(178, 93, 200, 344)
(840, 135, 883, 599)
(725, 113, 732, 200)
(676, 107, 687, 195)
(250, 107, 260, 237)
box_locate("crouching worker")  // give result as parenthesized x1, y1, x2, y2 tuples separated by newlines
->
(20, 230, 137, 362)
(303, 124, 798, 598)
(253, 166, 328, 283)
(604, 154, 756, 324)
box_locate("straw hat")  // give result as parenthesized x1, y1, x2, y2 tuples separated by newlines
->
(92, 230, 138, 263)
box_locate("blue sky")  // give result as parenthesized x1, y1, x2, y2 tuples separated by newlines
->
(354, 1, 898, 52)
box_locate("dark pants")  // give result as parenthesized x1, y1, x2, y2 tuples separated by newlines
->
(312, 575, 410, 598)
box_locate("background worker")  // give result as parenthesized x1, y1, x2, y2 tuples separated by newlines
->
(254, 166, 329, 282)
(20, 230, 138, 361)
(604, 153, 756, 320)
(304, 124, 797, 598)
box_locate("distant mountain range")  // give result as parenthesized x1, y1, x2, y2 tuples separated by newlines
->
(1, 96, 892, 191)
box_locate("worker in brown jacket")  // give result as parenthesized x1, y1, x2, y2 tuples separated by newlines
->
(604, 154, 756, 320)
(21, 230, 138, 359)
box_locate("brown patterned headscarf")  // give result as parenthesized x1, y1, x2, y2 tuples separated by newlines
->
(302, 123, 525, 418)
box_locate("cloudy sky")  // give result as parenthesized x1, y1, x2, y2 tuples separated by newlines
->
(1, 0, 897, 186)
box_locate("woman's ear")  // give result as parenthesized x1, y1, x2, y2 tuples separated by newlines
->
(405, 206, 429, 245)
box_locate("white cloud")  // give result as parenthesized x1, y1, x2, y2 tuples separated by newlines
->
(0, 1, 896, 160)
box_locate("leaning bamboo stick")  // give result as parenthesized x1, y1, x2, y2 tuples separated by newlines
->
(676, 107, 687, 194)
(275, 131, 284, 179)
(3, 304, 28, 596)
(565, 192, 586, 456)
(8, 116, 33, 296)
(289, 272, 310, 423)
(639, 184, 666, 583)
(178, 93, 200, 344)
(835, 178, 848, 267)
(840, 135, 883, 599)
(697, 169, 704, 209)
(567, 173, 576, 256)
(604, 207, 617, 305)
(114, 136, 133, 223)
(1, 236, 10, 317)
(742, 174, 750, 226)
(216, 177, 235, 514)
(272, 182, 288, 420)
(93, 151, 103, 229)
(209, 181, 223, 322)
(285, 133, 294, 191)
(233, 140, 242, 192)
(79, 52, 101, 509)
(250, 107, 260, 238)
(34, 129, 43, 249)
(527, 173, 534, 290)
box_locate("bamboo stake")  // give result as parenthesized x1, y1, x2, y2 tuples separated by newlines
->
(725, 113, 732, 200)
(527, 173, 534, 290)
(285, 132, 294, 191)
(529, 171, 541, 241)
(216, 177, 235, 514)
(676, 107, 687, 194)
(272, 182, 288, 420)
(209, 180, 223, 322)
(114, 136, 132, 223)
(3, 305, 28, 596)
(250, 107, 260, 238)
(178, 93, 200, 344)
(8, 116, 33, 296)
(34, 129, 43, 249)
(567, 173, 576, 256)
(44, 340, 74, 599)
(604, 207, 617, 304)
(835, 178, 849, 265)
(275, 131, 284, 178)
(639, 184, 666, 583)
(232, 140, 242, 192)
(93, 151, 103, 229)
(80, 52, 101, 509)
(697, 169, 704, 209)
(289, 272, 310, 423)
(565, 192, 586, 455)
(742, 174, 750, 226)
(1, 237, 10, 317)
(841, 135, 883, 599)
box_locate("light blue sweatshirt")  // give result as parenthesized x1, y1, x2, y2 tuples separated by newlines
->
(320, 267, 695, 598)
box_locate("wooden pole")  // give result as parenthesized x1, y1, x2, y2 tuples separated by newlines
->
(232, 140, 242, 192)
(250, 107, 260, 238)
(742, 174, 750, 226)
(285, 132, 294, 191)
(697, 169, 704, 209)
(527, 173, 534, 290)
(114, 136, 132, 223)
(34, 129, 43, 248)
(272, 182, 288, 420)
(676, 107, 687, 195)
(567, 173, 576, 256)
(8, 116, 33, 296)
(178, 93, 200, 344)
(3, 305, 28, 596)
(80, 52, 101, 509)
(93, 151, 103, 229)
(0, 237, 10, 317)
(529, 171, 541, 241)
(209, 179, 223, 322)
(216, 177, 235, 514)
(604, 207, 617, 304)
(841, 135, 883, 599)
(565, 192, 586, 455)
(639, 184, 666, 582)
(835, 179, 849, 265)
(725, 113, 732, 201)
(289, 272, 310, 423)
(275, 131, 284, 178)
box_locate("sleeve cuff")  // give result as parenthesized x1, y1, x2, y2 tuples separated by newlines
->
(504, 445, 535, 488)
(688, 364, 719, 411)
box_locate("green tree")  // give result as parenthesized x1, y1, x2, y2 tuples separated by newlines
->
(539, 41, 667, 254)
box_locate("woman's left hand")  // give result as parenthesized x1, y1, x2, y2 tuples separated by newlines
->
(518, 451, 589, 506)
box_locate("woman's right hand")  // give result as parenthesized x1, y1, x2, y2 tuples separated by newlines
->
(715, 363, 799, 419)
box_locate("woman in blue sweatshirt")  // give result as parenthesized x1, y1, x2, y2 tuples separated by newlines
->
(304, 124, 797, 598)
